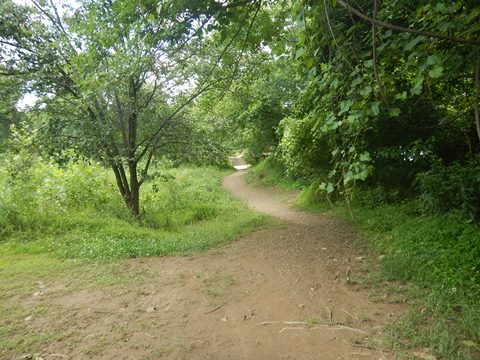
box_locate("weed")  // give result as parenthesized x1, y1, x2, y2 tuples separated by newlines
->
(0, 165, 267, 260)
(0, 163, 265, 358)
(305, 318, 319, 328)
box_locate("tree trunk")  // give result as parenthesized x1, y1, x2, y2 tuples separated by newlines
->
(128, 161, 140, 216)
(111, 161, 140, 217)
(127, 185, 140, 216)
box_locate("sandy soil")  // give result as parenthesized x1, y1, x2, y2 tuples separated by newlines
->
(8, 171, 406, 360)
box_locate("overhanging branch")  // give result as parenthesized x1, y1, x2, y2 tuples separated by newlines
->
(336, 0, 480, 46)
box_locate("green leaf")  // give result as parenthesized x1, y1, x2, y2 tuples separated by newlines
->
(388, 108, 401, 117)
(357, 168, 369, 180)
(295, 47, 305, 59)
(351, 77, 362, 87)
(404, 36, 424, 51)
(426, 55, 440, 65)
(344, 170, 354, 184)
(359, 152, 371, 162)
(394, 91, 407, 101)
(326, 183, 334, 193)
(339, 99, 353, 115)
(347, 112, 362, 124)
(371, 102, 380, 116)
(429, 65, 444, 78)
(360, 86, 372, 97)
(411, 77, 424, 95)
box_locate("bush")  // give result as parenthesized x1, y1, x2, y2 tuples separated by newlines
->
(245, 156, 304, 189)
(277, 115, 331, 180)
(417, 157, 480, 222)
(294, 179, 480, 358)
(0, 152, 115, 239)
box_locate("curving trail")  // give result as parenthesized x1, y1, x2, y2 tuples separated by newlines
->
(223, 170, 313, 224)
(14, 171, 406, 360)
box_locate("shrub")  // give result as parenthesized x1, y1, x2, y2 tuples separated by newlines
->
(417, 157, 480, 222)
(277, 115, 331, 180)
(0, 151, 115, 238)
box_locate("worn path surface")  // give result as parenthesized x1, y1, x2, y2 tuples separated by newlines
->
(7, 172, 405, 360)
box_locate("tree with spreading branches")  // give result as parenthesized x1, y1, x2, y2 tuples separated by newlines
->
(0, 0, 263, 215)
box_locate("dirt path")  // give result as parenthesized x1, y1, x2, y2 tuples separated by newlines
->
(9, 172, 405, 360)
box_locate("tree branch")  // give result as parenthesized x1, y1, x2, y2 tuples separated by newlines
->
(323, 0, 354, 70)
(231, 1, 261, 79)
(371, 0, 387, 104)
(336, 0, 480, 46)
(135, 77, 223, 162)
(139, 149, 155, 186)
(396, 107, 474, 132)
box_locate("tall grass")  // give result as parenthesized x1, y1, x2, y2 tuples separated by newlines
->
(0, 155, 266, 260)
(336, 203, 480, 359)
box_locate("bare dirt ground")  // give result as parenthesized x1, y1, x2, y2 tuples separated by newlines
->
(7, 171, 406, 360)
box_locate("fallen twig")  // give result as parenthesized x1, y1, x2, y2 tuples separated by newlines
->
(259, 321, 308, 326)
(341, 308, 360, 323)
(203, 304, 223, 314)
(311, 325, 368, 334)
(258, 321, 368, 335)
(348, 342, 391, 352)
(279, 327, 304, 333)
(93, 310, 111, 314)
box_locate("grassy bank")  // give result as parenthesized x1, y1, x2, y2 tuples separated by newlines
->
(248, 160, 480, 360)
(0, 160, 266, 260)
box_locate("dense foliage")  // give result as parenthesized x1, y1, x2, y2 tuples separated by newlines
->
(188, 0, 480, 221)
(278, 0, 480, 216)
(0, 0, 266, 214)
(0, 150, 264, 259)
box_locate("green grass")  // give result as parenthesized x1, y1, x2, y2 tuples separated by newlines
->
(0, 165, 266, 260)
(247, 159, 480, 360)
(335, 204, 480, 359)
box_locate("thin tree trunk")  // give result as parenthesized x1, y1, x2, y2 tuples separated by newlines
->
(111, 161, 140, 216)
(128, 161, 140, 216)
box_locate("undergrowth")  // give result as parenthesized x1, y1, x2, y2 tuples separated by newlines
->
(245, 157, 305, 189)
(247, 159, 480, 360)
(0, 157, 266, 260)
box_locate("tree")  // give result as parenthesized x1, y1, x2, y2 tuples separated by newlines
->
(0, 75, 23, 150)
(271, 0, 480, 198)
(0, 0, 263, 215)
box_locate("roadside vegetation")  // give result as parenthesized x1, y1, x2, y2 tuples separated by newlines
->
(0, 155, 266, 354)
